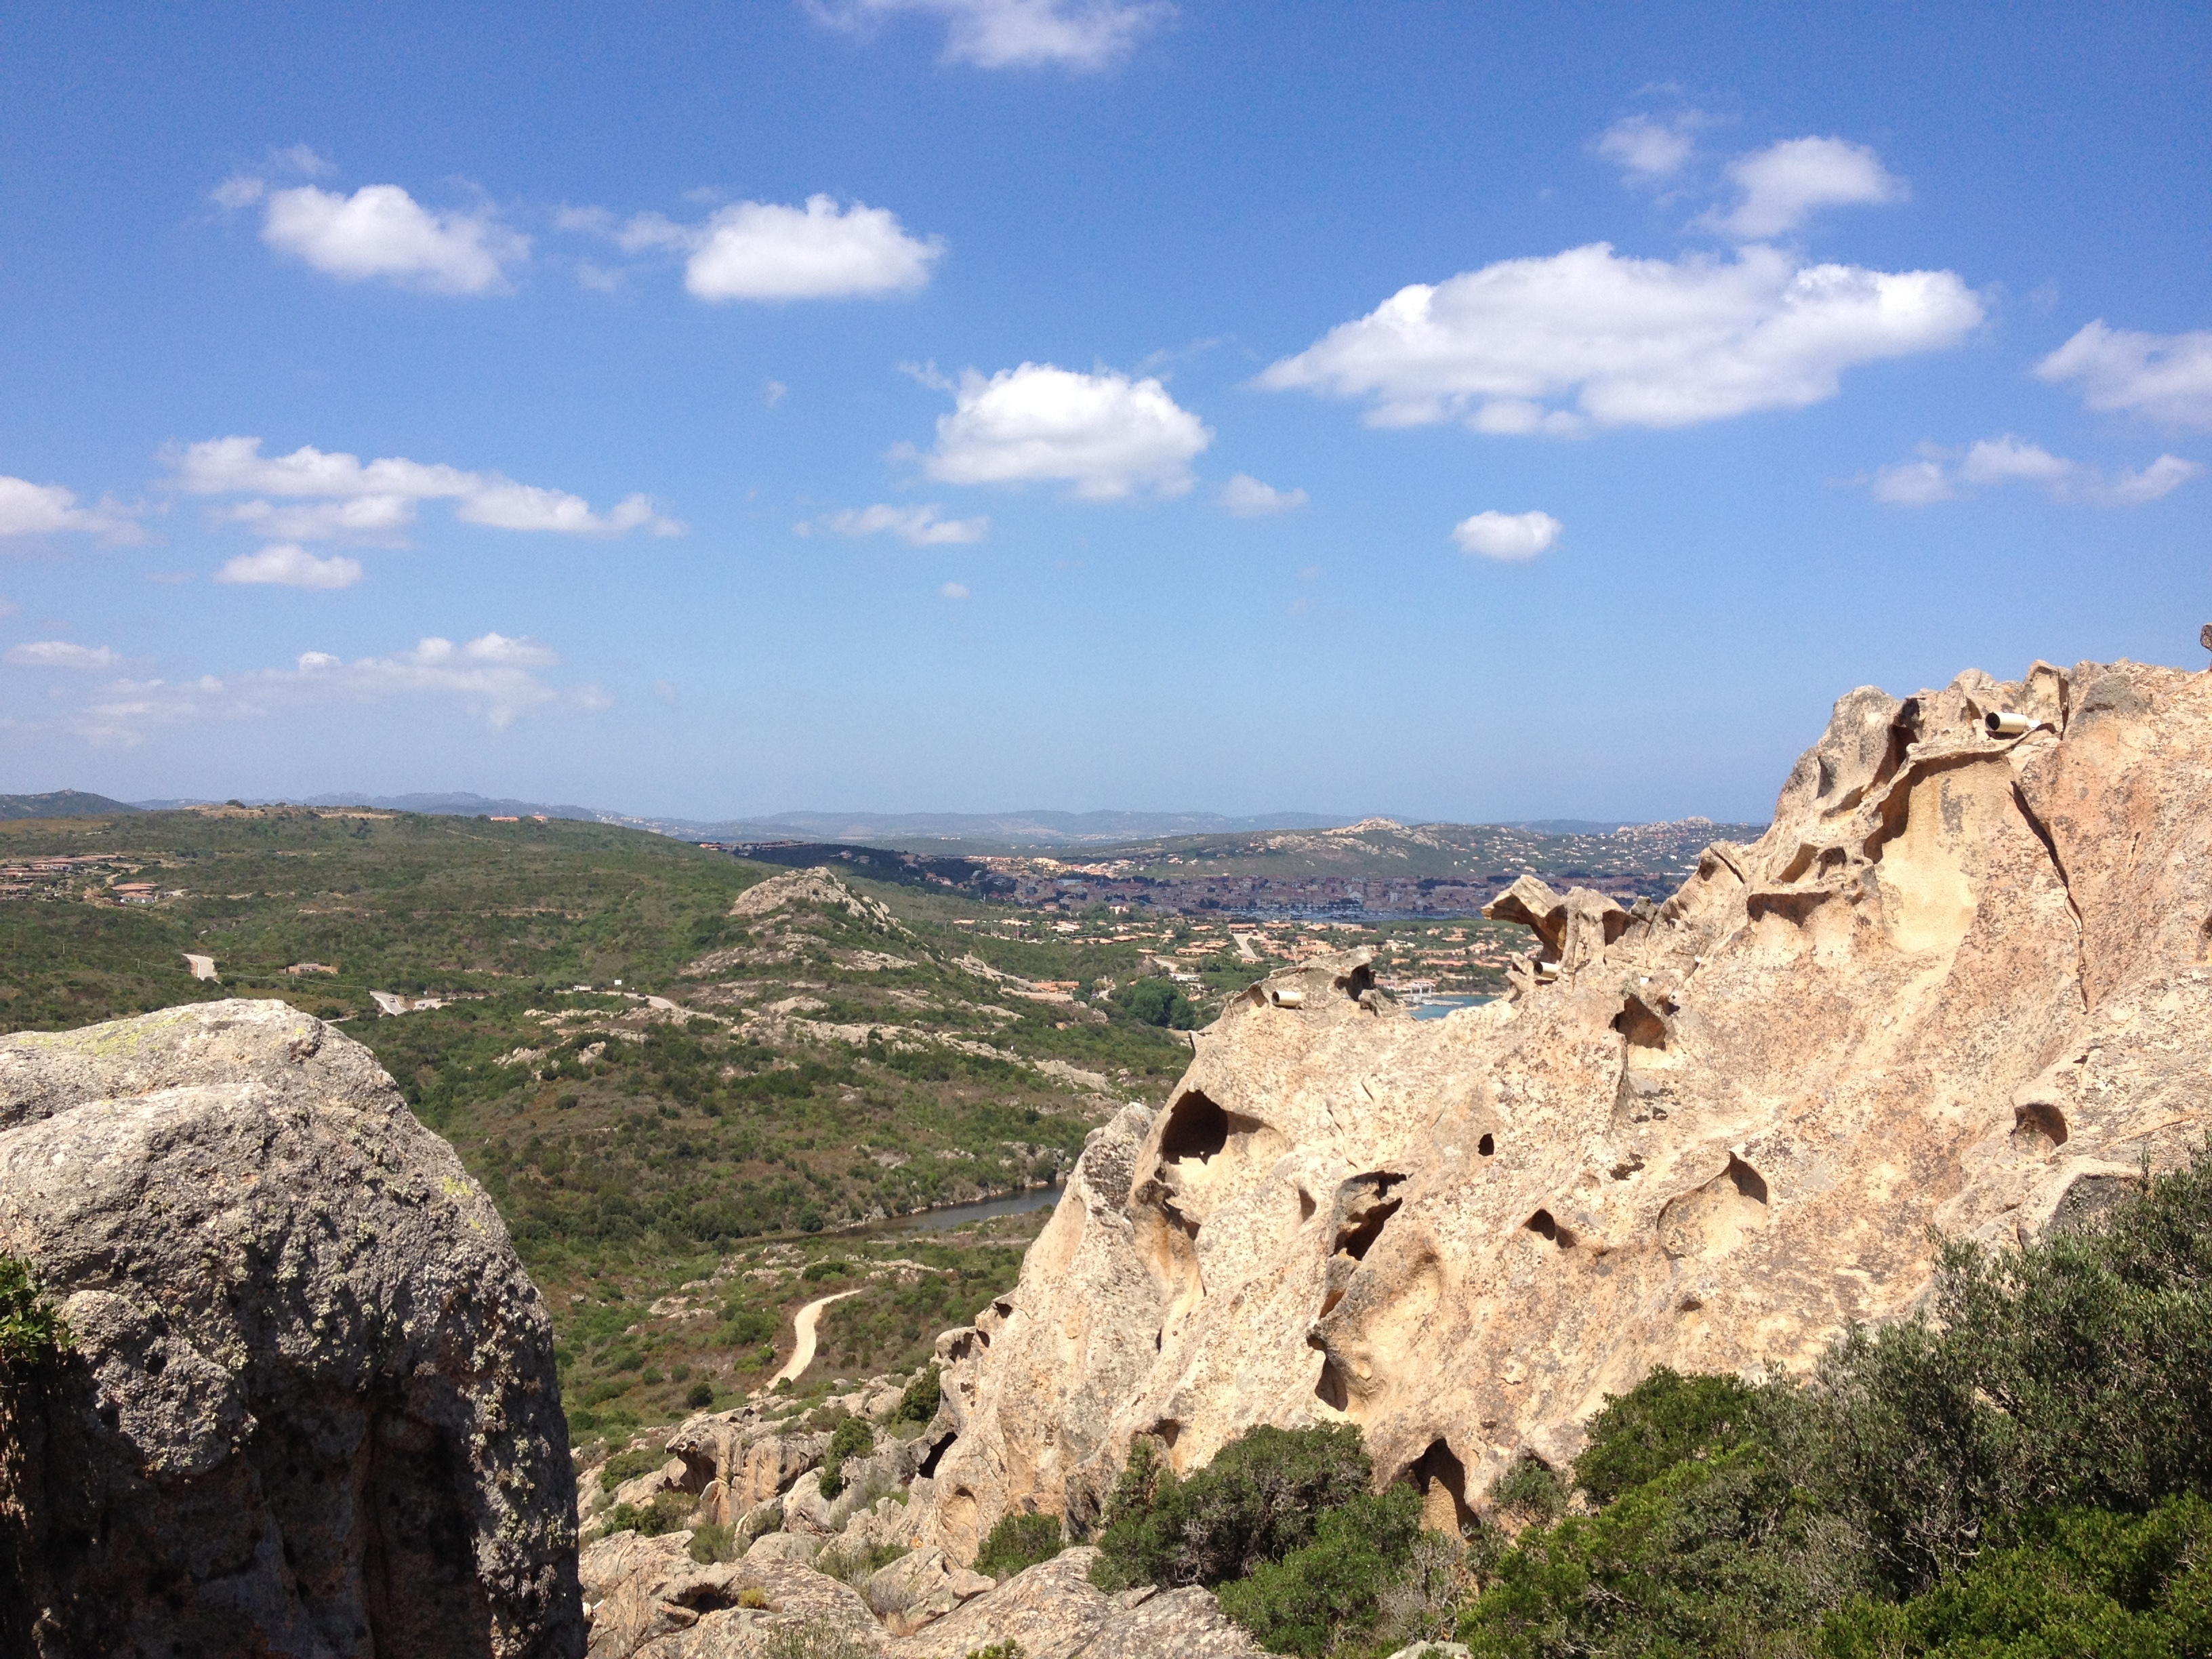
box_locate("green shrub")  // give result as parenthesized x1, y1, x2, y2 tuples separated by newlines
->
(598, 1446, 668, 1494)
(1113, 979, 1200, 1029)
(819, 1415, 876, 1499)
(803, 1260, 851, 1282)
(688, 1521, 735, 1563)
(600, 1488, 694, 1538)
(891, 1364, 942, 1425)
(976, 1512, 1065, 1580)
(817, 1536, 909, 1586)
(0, 1256, 70, 1372)
(685, 1380, 715, 1408)
(1573, 1366, 1759, 1507)
(1487, 1454, 1568, 1527)
(1815, 1494, 2212, 1658)
(1090, 1424, 1375, 1593)
(1216, 1485, 1423, 1658)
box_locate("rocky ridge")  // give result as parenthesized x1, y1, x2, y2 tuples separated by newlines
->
(894, 658, 2212, 1559)
(0, 999, 583, 1658)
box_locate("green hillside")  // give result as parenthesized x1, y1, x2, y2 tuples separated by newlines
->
(0, 804, 1200, 1437)
(0, 791, 139, 821)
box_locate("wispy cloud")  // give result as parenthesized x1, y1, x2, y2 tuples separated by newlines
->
(1219, 474, 1308, 516)
(216, 164, 529, 295)
(6, 640, 121, 670)
(37, 632, 592, 747)
(215, 544, 363, 588)
(1870, 434, 2200, 506)
(0, 476, 144, 544)
(168, 436, 682, 543)
(806, 0, 1173, 70)
(798, 502, 990, 545)
(1703, 136, 1906, 239)
(2036, 321, 2212, 429)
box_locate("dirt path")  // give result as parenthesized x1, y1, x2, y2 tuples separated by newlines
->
(771, 1288, 864, 1386)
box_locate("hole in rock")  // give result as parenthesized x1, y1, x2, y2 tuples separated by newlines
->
(1723, 1156, 1768, 1206)
(2012, 1101, 2069, 1149)
(1335, 1200, 1402, 1261)
(1317, 1287, 1345, 1318)
(1403, 1437, 1474, 1536)
(1335, 961, 1376, 1000)
(1524, 1209, 1575, 1248)
(1612, 998, 1670, 1050)
(1477, 1133, 1495, 1158)
(1313, 1355, 1351, 1412)
(917, 1433, 956, 1479)
(1150, 1420, 1182, 1452)
(1297, 1188, 1317, 1222)
(1160, 1091, 1230, 1164)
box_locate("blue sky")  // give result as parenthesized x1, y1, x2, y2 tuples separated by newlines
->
(2, 1, 2206, 822)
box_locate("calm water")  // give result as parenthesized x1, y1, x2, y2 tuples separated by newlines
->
(1410, 994, 1496, 1021)
(848, 1183, 1064, 1237)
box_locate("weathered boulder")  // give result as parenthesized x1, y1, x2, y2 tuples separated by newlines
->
(0, 999, 582, 1658)
(890, 1547, 1111, 1656)
(665, 1410, 827, 1512)
(623, 1555, 886, 1658)
(907, 660, 2212, 1559)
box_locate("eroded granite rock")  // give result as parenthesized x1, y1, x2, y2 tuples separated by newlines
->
(906, 659, 2212, 1560)
(0, 999, 582, 1658)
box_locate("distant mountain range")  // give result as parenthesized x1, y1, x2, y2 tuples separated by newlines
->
(0, 791, 141, 821)
(1, 790, 1702, 851)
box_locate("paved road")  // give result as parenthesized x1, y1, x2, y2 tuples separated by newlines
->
(771, 1287, 865, 1387)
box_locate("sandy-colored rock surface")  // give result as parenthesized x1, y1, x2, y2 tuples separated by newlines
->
(907, 659, 2212, 1560)
(0, 998, 582, 1658)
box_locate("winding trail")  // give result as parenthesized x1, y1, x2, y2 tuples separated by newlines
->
(771, 1288, 864, 1386)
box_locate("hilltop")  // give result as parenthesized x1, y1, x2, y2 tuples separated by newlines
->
(0, 790, 138, 821)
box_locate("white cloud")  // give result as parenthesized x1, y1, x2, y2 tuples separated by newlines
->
(168, 437, 682, 539)
(1452, 510, 1561, 562)
(215, 544, 363, 589)
(1257, 243, 1982, 434)
(801, 503, 990, 545)
(50, 632, 575, 747)
(258, 183, 528, 295)
(807, 0, 1172, 69)
(940, 581, 970, 599)
(1595, 113, 1703, 182)
(567, 196, 941, 302)
(687, 196, 939, 300)
(1871, 434, 2201, 507)
(1220, 474, 1308, 516)
(903, 362, 1212, 499)
(0, 476, 143, 543)
(6, 640, 119, 670)
(2036, 321, 2212, 429)
(221, 495, 417, 542)
(1706, 137, 1906, 239)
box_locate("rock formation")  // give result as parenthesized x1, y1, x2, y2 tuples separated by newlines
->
(0, 999, 582, 1658)
(904, 659, 2212, 1560)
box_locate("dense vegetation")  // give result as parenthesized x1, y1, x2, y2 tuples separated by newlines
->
(1076, 1149, 2212, 1658)
(0, 806, 1200, 1433)
(0, 1257, 70, 1374)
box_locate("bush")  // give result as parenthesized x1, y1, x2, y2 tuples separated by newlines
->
(0, 1256, 69, 1372)
(819, 1415, 876, 1499)
(688, 1521, 735, 1563)
(600, 1488, 695, 1538)
(891, 1364, 942, 1425)
(1090, 1424, 1376, 1593)
(686, 1380, 715, 1408)
(1815, 1494, 2212, 1658)
(1216, 1486, 1424, 1658)
(976, 1512, 1065, 1580)
(1113, 979, 1200, 1030)
(1573, 1366, 1759, 1507)
(1488, 1454, 1568, 1527)
(598, 1446, 668, 1495)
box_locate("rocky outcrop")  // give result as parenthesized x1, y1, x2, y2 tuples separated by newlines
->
(0, 999, 581, 1658)
(905, 659, 2212, 1559)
